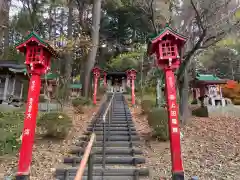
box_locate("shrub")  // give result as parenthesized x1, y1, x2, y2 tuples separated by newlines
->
(141, 99, 155, 114)
(191, 99, 198, 105)
(0, 112, 24, 155)
(72, 97, 91, 107)
(147, 108, 169, 141)
(232, 98, 240, 105)
(72, 97, 92, 113)
(39, 95, 46, 103)
(192, 106, 209, 117)
(98, 87, 106, 96)
(37, 112, 72, 139)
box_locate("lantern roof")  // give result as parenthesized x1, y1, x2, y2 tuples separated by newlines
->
(15, 31, 58, 58)
(128, 68, 137, 72)
(92, 66, 101, 71)
(147, 24, 187, 55)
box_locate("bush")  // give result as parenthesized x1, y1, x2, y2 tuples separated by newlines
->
(98, 87, 106, 96)
(72, 97, 92, 113)
(39, 95, 46, 103)
(37, 112, 72, 139)
(192, 106, 209, 117)
(72, 97, 91, 107)
(147, 108, 169, 141)
(141, 99, 155, 114)
(232, 98, 240, 105)
(0, 112, 24, 155)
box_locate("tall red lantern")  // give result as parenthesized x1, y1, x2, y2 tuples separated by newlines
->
(92, 66, 101, 105)
(103, 70, 107, 88)
(15, 32, 58, 179)
(126, 69, 137, 106)
(148, 25, 187, 180)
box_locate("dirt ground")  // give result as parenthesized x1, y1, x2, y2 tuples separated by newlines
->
(130, 106, 240, 180)
(0, 100, 103, 180)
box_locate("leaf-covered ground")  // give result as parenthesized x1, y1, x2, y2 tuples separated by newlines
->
(130, 106, 240, 180)
(0, 102, 102, 180)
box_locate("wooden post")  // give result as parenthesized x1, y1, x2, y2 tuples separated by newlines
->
(11, 77, 16, 95)
(20, 83, 24, 100)
(3, 75, 9, 101)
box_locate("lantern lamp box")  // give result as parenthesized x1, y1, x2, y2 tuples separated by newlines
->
(147, 25, 187, 69)
(16, 31, 58, 75)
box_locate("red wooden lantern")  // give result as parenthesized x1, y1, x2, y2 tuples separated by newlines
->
(92, 66, 101, 105)
(148, 25, 186, 69)
(127, 68, 137, 106)
(148, 25, 187, 180)
(16, 32, 57, 75)
(92, 66, 101, 78)
(103, 70, 107, 88)
(15, 32, 58, 179)
(128, 68, 137, 80)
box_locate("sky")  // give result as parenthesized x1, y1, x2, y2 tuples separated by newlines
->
(10, 0, 22, 17)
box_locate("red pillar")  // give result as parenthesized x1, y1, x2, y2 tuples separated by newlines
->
(131, 78, 135, 106)
(17, 74, 41, 175)
(164, 69, 184, 177)
(93, 76, 98, 105)
(104, 73, 107, 88)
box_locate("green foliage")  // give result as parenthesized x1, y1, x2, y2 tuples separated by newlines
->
(37, 112, 72, 139)
(147, 108, 169, 141)
(39, 95, 46, 103)
(108, 51, 141, 71)
(72, 96, 91, 114)
(141, 97, 155, 114)
(0, 112, 24, 155)
(192, 106, 209, 117)
(72, 97, 91, 107)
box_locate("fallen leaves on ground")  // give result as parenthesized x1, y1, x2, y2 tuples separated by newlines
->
(0, 101, 102, 180)
(130, 106, 240, 180)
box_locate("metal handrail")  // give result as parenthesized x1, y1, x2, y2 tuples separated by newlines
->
(74, 133, 96, 180)
(102, 93, 115, 123)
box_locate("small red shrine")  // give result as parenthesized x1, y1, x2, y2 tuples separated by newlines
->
(191, 73, 227, 106)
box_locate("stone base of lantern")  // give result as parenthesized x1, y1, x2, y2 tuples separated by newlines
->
(16, 175, 30, 180)
(172, 172, 184, 180)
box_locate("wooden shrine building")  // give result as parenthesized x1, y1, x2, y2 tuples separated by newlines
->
(0, 60, 27, 105)
(106, 72, 127, 93)
(191, 73, 228, 106)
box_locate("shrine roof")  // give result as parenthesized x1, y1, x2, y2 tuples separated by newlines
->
(15, 31, 58, 58)
(147, 24, 187, 55)
(41, 72, 59, 80)
(69, 84, 82, 89)
(196, 74, 220, 81)
(192, 73, 227, 85)
(0, 60, 25, 69)
(148, 25, 187, 43)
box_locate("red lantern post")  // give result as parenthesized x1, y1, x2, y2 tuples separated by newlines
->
(127, 69, 137, 106)
(147, 25, 187, 180)
(92, 66, 101, 105)
(103, 70, 107, 88)
(15, 32, 58, 179)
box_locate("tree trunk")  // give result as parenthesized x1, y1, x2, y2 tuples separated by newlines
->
(179, 68, 191, 124)
(83, 0, 102, 98)
(3, 0, 10, 58)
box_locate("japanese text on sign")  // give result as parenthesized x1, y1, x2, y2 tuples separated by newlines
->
(31, 80, 36, 91)
(27, 98, 33, 119)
